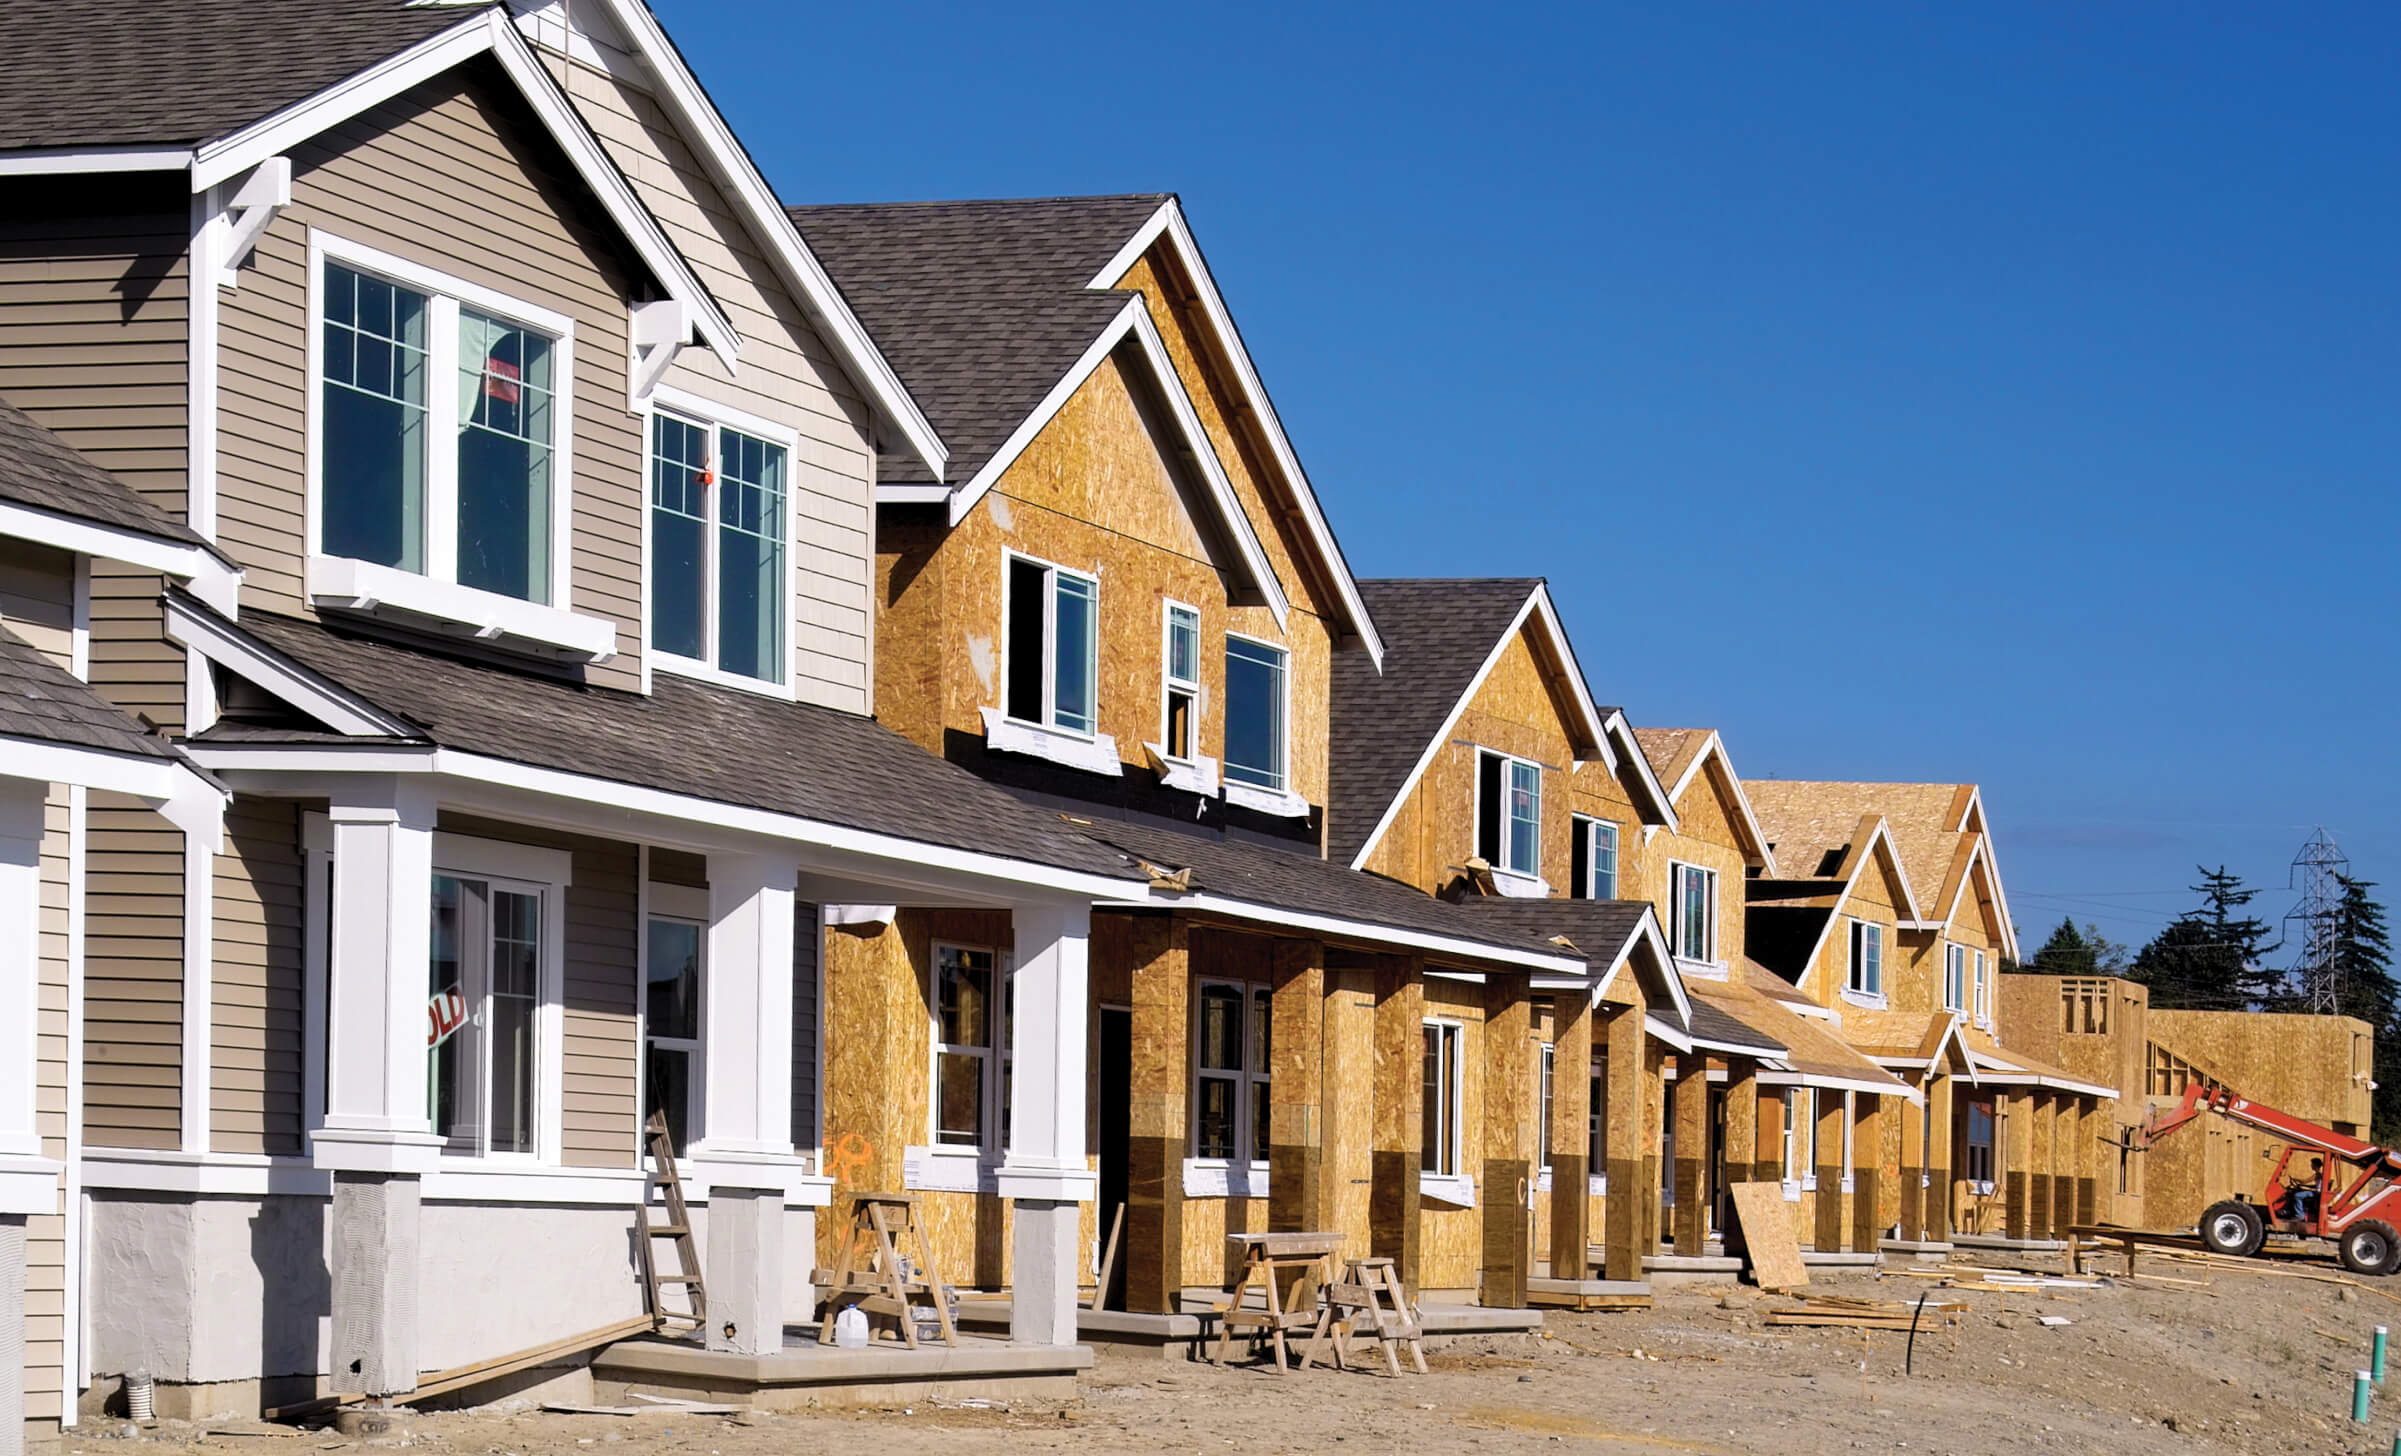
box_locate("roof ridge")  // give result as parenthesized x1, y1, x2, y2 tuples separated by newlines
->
(785, 192, 1173, 213)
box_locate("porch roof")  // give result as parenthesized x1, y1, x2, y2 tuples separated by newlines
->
(0, 622, 179, 761)
(0, 394, 210, 550)
(1692, 963, 1915, 1098)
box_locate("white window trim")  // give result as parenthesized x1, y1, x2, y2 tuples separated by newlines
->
(1973, 950, 1993, 1028)
(1001, 549, 1103, 739)
(924, 941, 1007, 1160)
(1472, 748, 1545, 881)
(981, 706, 1123, 777)
(1421, 1017, 1465, 1189)
(1574, 814, 1620, 901)
(1538, 1041, 1555, 1176)
(1942, 942, 1966, 1014)
(1670, 860, 1721, 973)
(1839, 1090, 1856, 1193)
(640, 880, 708, 1156)
(1187, 978, 1270, 1175)
(1148, 598, 1220, 795)
(426, 834, 571, 1167)
(1223, 629, 1294, 801)
(304, 230, 606, 660)
(640, 384, 801, 701)
(1841, 918, 1886, 1008)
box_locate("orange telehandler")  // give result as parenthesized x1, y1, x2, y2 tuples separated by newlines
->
(2136, 1083, 2401, 1274)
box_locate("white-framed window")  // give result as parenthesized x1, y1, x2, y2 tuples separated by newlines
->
(1224, 634, 1289, 792)
(423, 836, 569, 1162)
(1672, 862, 1717, 963)
(1588, 1058, 1608, 1174)
(1943, 943, 1967, 1013)
(1572, 815, 1618, 899)
(1160, 601, 1201, 761)
(932, 943, 1007, 1152)
(310, 233, 576, 612)
(1475, 750, 1542, 878)
(1192, 980, 1271, 1163)
(642, 906, 704, 1154)
(1840, 1090, 1856, 1189)
(1005, 553, 1098, 737)
(1974, 950, 1992, 1025)
(1847, 920, 1883, 999)
(1782, 1086, 1818, 1190)
(1964, 1099, 1996, 1188)
(1421, 1020, 1465, 1177)
(1538, 1041, 1556, 1174)
(647, 391, 794, 690)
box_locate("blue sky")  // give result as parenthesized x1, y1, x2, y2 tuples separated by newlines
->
(660, 1, 2400, 960)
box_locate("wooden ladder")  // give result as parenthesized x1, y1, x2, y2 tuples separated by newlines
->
(635, 1110, 707, 1338)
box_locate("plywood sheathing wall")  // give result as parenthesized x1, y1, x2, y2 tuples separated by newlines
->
(1650, 772, 1750, 968)
(2148, 1010, 2374, 1130)
(1805, 847, 1912, 1044)
(218, 65, 646, 690)
(1419, 977, 1489, 1295)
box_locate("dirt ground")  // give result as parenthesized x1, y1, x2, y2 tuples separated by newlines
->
(78, 1253, 2401, 1455)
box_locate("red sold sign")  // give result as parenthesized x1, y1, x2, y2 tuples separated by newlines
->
(428, 987, 467, 1048)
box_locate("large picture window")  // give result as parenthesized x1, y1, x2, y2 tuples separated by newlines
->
(428, 874, 545, 1156)
(1006, 555, 1098, 736)
(1421, 1021, 1464, 1177)
(315, 243, 572, 608)
(1475, 751, 1541, 878)
(1224, 635, 1288, 791)
(650, 404, 790, 686)
(1672, 862, 1717, 963)
(1847, 920, 1883, 999)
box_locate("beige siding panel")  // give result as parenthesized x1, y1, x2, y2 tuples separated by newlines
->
(212, 797, 308, 1155)
(219, 62, 646, 689)
(22, 786, 72, 1418)
(439, 814, 639, 1169)
(86, 793, 183, 1150)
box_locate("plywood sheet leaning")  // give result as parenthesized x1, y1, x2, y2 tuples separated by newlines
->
(1728, 1182, 1809, 1292)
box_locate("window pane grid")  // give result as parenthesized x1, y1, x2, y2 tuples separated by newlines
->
(935, 946, 995, 1148)
(1592, 821, 1617, 898)
(321, 263, 430, 574)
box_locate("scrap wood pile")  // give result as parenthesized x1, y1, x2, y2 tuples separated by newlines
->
(1765, 1294, 1966, 1330)
(1894, 1264, 2108, 1294)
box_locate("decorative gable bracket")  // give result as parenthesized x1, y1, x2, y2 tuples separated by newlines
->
(629, 297, 691, 405)
(212, 156, 292, 290)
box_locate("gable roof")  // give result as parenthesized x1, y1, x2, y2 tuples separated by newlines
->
(1449, 896, 1689, 1025)
(786, 193, 1382, 661)
(1741, 779, 2016, 959)
(1330, 579, 1672, 870)
(1633, 727, 1777, 874)
(0, 0, 475, 153)
(0, 623, 176, 764)
(0, 394, 204, 548)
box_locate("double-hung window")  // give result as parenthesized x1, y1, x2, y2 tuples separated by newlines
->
(1943, 943, 1967, 1013)
(1192, 982, 1271, 1162)
(1973, 950, 1991, 1024)
(1475, 751, 1541, 878)
(1538, 1041, 1556, 1174)
(643, 914, 703, 1153)
(1421, 1021, 1464, 1177)
(1671, 862, 1717, 963)
(1224, 635, 1289, 792)
(428, 872, 551, 1158)
(649, 401, 792, 687)
(933, 945, 1003, 1150)
(1161, 603, 1201, 761)
(1964, 1100, 1996, 1187)
(1571, 816, 1619, 899)
(315, 241, 574, 614)
(1006, 556, 1098, 736)
(1847, 920, 1883, 999)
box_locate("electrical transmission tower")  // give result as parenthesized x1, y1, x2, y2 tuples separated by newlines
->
(2286, 827, 2349, 1013)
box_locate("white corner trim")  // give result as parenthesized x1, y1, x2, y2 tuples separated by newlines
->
(308, 555, 619, 662)
(0, 500, 235, 602)
(1419, 1171, 1476, 1209)
(978, 705, 1123, 778)
(1223, 779, 1309, 819)
(1182, 1158, 1269, 1200)
(1146, 748, 1220, 797)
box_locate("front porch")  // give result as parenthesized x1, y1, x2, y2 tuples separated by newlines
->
(590, 1328, 1092, 1409)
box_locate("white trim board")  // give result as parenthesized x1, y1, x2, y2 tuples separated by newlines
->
(0, 500, 238, 608)
(1658, 730, 1779, 876)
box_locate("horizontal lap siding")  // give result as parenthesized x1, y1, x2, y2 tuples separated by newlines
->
(441, 815, 639, 1169)
(221, 61, 644, 690)
(28, 773, 72, 1418)
(85, 794, 183, 1150)
(212, 797, 307, 1155)
(563, 52, 878, 711)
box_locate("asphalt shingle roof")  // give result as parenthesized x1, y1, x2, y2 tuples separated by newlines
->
(783, 195, 1171, 486)
(192, 602, 1145, 884)
(0, 0, 489, 152)
(1682, 997, 1788, 1058)
(1326, 579, 1545, 868)
(0, 623, 175, 760)
(0, 395, 206, 547)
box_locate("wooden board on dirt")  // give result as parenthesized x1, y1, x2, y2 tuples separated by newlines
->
(1728, 1183, 1809, 1292)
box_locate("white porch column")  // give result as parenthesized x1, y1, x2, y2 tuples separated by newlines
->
(689, 851, 810, 1356)
(0, 781, 55, 1456)
(1000, 902, 1096, 1346)
(311, 778, 440, 1400)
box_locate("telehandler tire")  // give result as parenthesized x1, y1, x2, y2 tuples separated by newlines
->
(2339, 1219, 2401, 1276)
(2201, 1199, 2265, 1258)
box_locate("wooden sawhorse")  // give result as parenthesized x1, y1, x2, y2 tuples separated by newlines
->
(816, 1192, 958, 1349)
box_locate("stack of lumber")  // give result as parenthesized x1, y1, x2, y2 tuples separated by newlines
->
(1892, 1265, 2104, 1293)
(1765, 1295, 1964, 1330)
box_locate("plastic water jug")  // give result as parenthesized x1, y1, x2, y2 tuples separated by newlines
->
(834, 1306, 869, 1349)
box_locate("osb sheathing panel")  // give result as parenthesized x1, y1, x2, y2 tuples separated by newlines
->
(1177, 926, 1279, 1288)
(2147, 1010, 2374, 1128)
(1325, 970, 1378, 1256)
(1570, 764, 1646, 901)
(885, 357, 1335, 810)
(1804, 846, 1921, 1047)
(1998, 973, 2137, 1095)
(1647, 818, 1749, 967)
(1359, 628, 1619, 896)
(1420, 978, 1490, 1293)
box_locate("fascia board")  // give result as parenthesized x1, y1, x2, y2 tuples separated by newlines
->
(1135, 891, 1586, 977)
(947, 302, 1142, 527)
(588, 0, 947, 481)
(1525, 585, 1610, 766)
(0, 499, 239, 597)
(1698, 734, 1779, 877)
(1605, 710, 1679, 833)
(1100, 200, 1383, 666)
(162, 593, 416, 737)
(0, 735, 188, 802)
(0, 146, 193, 175)
(1344, 586, 1542, 870)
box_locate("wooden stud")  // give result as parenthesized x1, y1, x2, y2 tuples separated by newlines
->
(1125, 915, 1189, 1314)
(1601, 991, 1647, 1281)
(1851, 1095, 1884, 1255)
(1672, 1054, 1709, 1255)
(1370, 955, 1424, 1297)
(1548, 991, 1593, 1279)
(2077, 1098, 2103, 1228)
(1268, 937, 1327, 1236)
(1755, 1083, 1784, 1189)
(1480, 971, 1534, 1310)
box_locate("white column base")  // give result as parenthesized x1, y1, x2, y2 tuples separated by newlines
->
(705, 1186, 783, 1356)
(329, 1172, 420, 1397)
(1009, 1199, 1080, 1346)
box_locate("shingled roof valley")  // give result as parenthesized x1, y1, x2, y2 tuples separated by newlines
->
(0, 623, 177, 761)
(784, 195, 1171, 485)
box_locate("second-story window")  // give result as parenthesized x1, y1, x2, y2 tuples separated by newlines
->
(1944, 943, 1967, 1012)
(317, 249, 571, 607)
(1224, 635, 1288, 791)
(1007, 555, 1097, 736)
(1476, 750, 1541, 877)
(1572, 816, 1619, 899)
(650, 408, 790, 686)
(1672, 862, 1717, 963)
(1973, 949, 1991, 1024)
(1162, 603, 1200, 760)
(1848, 920, 1883, 998)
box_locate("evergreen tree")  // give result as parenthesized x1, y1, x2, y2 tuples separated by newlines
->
(2029, 918, 2096, 975)
(2131, 866, 2275, 1009)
